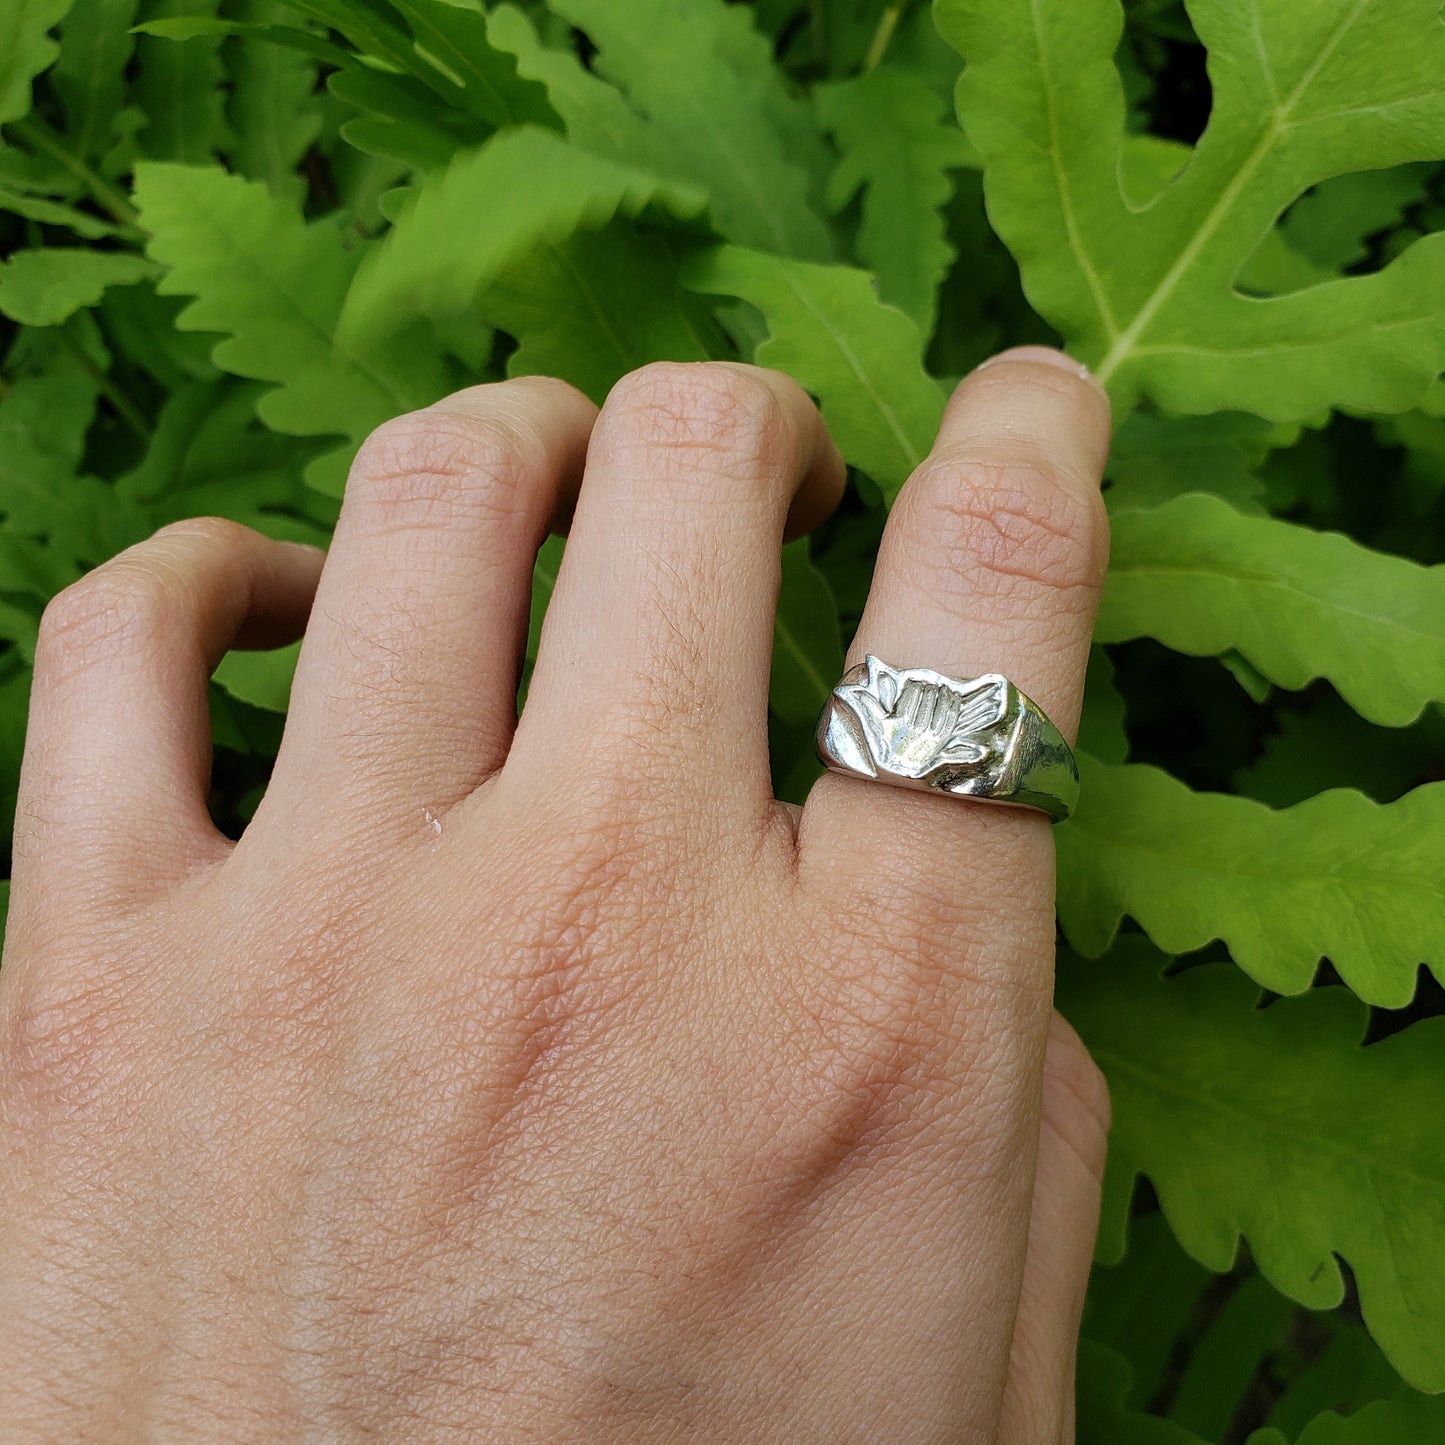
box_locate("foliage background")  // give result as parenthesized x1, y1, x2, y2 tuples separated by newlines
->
(2, 0, 1444, 1436)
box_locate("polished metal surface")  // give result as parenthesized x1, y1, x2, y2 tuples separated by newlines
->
(814, 655, 1079, 822)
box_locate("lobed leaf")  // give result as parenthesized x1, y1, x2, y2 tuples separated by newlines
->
(815, 64, 976, 335)
(339, 126, 709, 358)
(935, 0, 1445, 420)
(1058, 755, 1445, 1005)
(0, 247, 155, 326)
(0, 0, 73, 126)
(134, 162, 452, 492)
(53, 0, 139, 163)
(545, 0, 835, 259)
(1267, 1393, 1445, 1443)
(486, 220, 721, 404)
(133, 0, 229, 163)
(680, 242, 945, 499)
(1060, 940, 1445, 1392)
(1099, 493, 1445, 726)
(226, 0, 324, 203)
(1076, 1339, 1212, 1444)
(379, 0, 556, 130)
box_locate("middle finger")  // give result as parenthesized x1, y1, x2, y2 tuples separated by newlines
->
(511, 362, 844, 823)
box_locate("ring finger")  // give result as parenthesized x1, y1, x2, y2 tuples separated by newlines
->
(800, 345, 1111, 911)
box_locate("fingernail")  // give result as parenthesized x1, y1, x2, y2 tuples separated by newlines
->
(977, 345, 1101, 389)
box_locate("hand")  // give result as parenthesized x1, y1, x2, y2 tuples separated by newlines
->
(0, 348, 1112, 1442)
(842, 665, 1004, 778)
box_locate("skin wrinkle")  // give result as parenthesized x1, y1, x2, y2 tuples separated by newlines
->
(0, 355, 1111, 1441)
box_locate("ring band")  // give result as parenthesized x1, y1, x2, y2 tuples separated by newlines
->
(814, 655, 1079, 822)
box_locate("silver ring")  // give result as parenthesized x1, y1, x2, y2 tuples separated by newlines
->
(814, 655, 1079, 822)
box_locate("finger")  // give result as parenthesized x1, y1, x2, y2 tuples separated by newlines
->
(998, 1014, 1111, 1445)
(513, 362, 845, 818)
(11, 519, 324, 910)
(269, 377, 599, 816)
(801, 346, 1111, 917)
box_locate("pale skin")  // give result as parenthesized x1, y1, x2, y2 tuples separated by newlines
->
(0, 346, 1113, 1442)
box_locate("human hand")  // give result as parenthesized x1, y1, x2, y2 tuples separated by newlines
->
(0, 348, 1112, 1442)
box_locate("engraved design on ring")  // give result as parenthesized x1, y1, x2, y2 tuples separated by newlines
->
(814, 655, 1079, 822)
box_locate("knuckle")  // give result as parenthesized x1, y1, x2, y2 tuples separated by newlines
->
(898, 457, 1108, 603)
(349, 406, 544, 533)
(152, 514, 253, 548)
(36, 563, 173, 679)
(0, 960, 136, 1131)
(604, 362, 795, 486)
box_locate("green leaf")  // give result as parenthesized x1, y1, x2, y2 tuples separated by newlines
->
(935, 0, 1445, 420)
(53, 0, 139, 162)
(132, 15, 353, 66)
(771, 539, 844, 726)
(1168, 1274, 1295, 1439)
(1058, 755, 1445, 1005)
(0, 247, 155, 326)
(214, 639, 301, 712)
(1274, 1394, 1445, 1444)
(518, 532, 564, 706)
(339, 126, 708, 352)
(680, 242, 945, 500)
(1078, 646, 1128, 763)
(115, 381, 333, 538)
(1060, 941, 1445, 1393)
(328, 63, 473, 171)
(1105, 411, 1276, 512)
(0, 183, 119, 237)
(1084, 1211, 1215, 1411)
(1236, 698, 1445, 809)
(545, 0, 835, 259)
(488, 220, 720, 404)
(1076, 1339, 1212, 1444)
(134, 161, 453, 493)
(815, 64, 976, 335)
(0, 0, 74, 126)
(1098, 494, 1445, 727)
(133, 0, 229, 163)
(226, 0, 324, 203)
(485, 3, 656, 167)
(378, 0, 557, 130)
(1264, 1317, 1424, 1438)
(1277, 164, 1435, 275)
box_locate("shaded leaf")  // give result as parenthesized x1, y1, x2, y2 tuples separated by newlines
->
(546, 0, 835, 259)
(816, 64, 976, 334)
(771, 539, 843, 725)
(488, 219, 719, 403)
(53, 0, 139, 162)
(133, 0, 229, 163)
(339, 126, 708, 353)
(0, 0, 73, 126)
(1060, 940, 1445, 1393)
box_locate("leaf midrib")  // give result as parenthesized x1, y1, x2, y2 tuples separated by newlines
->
(1104, 559, 1445, 649)
(1093, 1044, 1445, 1195)
(1093, 0, 1371, 384)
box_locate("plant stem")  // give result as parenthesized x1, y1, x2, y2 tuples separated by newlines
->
(55, 326, 152, 443)
(8, 117, 143, 235)
(862, 0, 915, 71)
